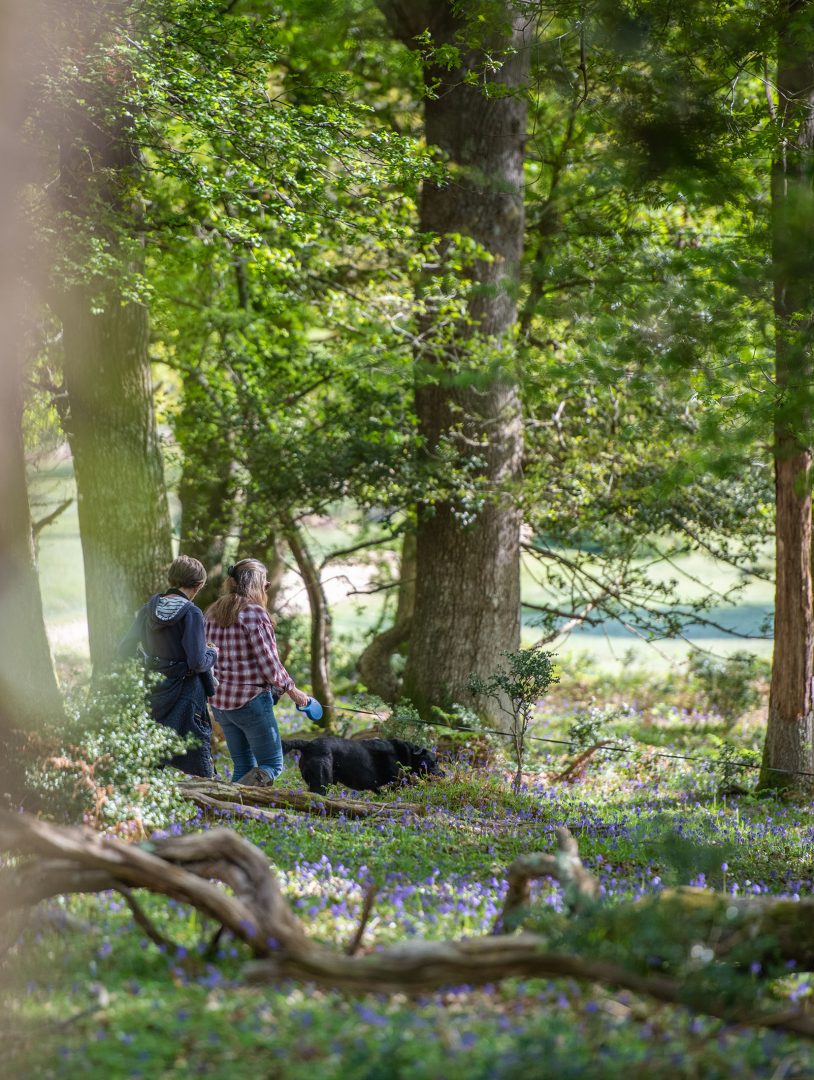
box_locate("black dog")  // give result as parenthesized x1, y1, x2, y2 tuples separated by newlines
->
(281, 736, 441, 795)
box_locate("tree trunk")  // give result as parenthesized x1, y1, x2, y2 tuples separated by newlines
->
(284, 521, 334, 723)
(179, 228, 255, 611)
(59, 286, 173, 669)
(759, 0, 814, 791)
(357, 529, 415, 702)
(0, 387, 66, 742)
(0, 0, 65, 799)
(52, 25, 172, 670)
(380, 2, 528, 719)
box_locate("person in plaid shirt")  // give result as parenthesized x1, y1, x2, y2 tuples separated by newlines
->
(205, 558, 309, 786)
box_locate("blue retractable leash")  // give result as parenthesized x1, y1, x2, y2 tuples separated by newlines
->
(296, 697, 324, 722)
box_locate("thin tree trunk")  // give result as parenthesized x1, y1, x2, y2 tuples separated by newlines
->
(179, 436, 240, 611)
(380, 2, 528, 720)
(760, 0, 814, 791)
(0, 387, 66, 738)
(264, 535, 287, 609)
(284, 521, 334, 723)
(179, 224, 253, 610)
(357, 529, 415, 702)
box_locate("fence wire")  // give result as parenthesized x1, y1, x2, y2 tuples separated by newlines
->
(317, 703, 814, 782)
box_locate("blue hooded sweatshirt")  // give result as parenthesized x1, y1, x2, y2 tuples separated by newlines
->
(118, 590, 216, 778)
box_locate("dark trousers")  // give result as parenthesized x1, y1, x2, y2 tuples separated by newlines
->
(150, 669, 214, 779)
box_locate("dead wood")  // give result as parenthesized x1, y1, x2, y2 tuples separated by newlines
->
(346, 885, 379, 957)
(117, 884, 178, 952)
(496, 826, 599, 932)
(245, 939, 814, 1038)
(179, 779, 425, 819)
(0, 809, 311, 957)
(551, 742, 615, 784)
(182, 791, 290, 826)
(5, 810, 814, 1040)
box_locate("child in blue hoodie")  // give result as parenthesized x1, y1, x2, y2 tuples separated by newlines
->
(119, 555, 217, 777)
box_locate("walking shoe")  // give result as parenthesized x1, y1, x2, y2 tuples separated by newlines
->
(237, 767, 274, 787)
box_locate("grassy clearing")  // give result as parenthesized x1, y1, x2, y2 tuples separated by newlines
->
(5, 703, 814, 1079)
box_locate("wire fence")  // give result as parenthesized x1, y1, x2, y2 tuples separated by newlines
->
(316, 703, 814, 783)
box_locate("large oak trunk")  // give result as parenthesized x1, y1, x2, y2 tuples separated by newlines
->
(382, 3, 529, 720)
(59, 287, 172, 668)
(759, 0, 814, 791)
(52, 15, 172, 669)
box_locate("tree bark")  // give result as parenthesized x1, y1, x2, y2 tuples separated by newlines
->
(357, 529, 415, 702)
(380, 2, 528, 720)
(51, 17, 173, 669)
(284, 521, 334, 722)
(760, 0, 814, 791)
(0, 387, 66, 743)
(58, 286, 173, 669)
(178, 433, 240, 611)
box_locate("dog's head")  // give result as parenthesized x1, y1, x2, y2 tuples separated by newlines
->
(392, 740, 442, 778)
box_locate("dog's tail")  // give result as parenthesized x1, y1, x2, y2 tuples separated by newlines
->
(281, 738, 312, 754)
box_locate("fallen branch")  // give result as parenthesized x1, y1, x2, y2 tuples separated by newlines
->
(117, 884, 178, 952)
(551, 742, 615, 784)
(0, 810, 311, 958)
(183, 791, 290, 826)
(4, 810, 814, 1041)
(346, 884, 379, 957)
(244, 939, 814, 1038)
(496, 826, 599, 932)
(179, 780, 425, 819)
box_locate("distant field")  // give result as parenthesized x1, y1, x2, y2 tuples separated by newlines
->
(30, 462, 775, 675)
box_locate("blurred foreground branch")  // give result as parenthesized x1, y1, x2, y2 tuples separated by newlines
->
(3, 811, 814, 1038)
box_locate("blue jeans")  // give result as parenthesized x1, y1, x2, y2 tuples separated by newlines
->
(211, 690, 283, 783)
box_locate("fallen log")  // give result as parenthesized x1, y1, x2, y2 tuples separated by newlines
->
(0, 810, 311, 957)
(179, 780, 425, 819)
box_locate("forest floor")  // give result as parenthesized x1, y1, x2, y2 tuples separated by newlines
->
(5, 701, 814, 1079)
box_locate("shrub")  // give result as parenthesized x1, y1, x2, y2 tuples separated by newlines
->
(469, 648, 558, 792)
(687, 651, 769, 726)
(26, 663, 194, 835)
(567, 703, 630, 753)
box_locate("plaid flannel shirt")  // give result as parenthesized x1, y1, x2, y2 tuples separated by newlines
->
(204, 604, 294, 711)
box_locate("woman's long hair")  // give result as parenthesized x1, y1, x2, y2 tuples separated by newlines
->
(205, 558, 268, 628)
